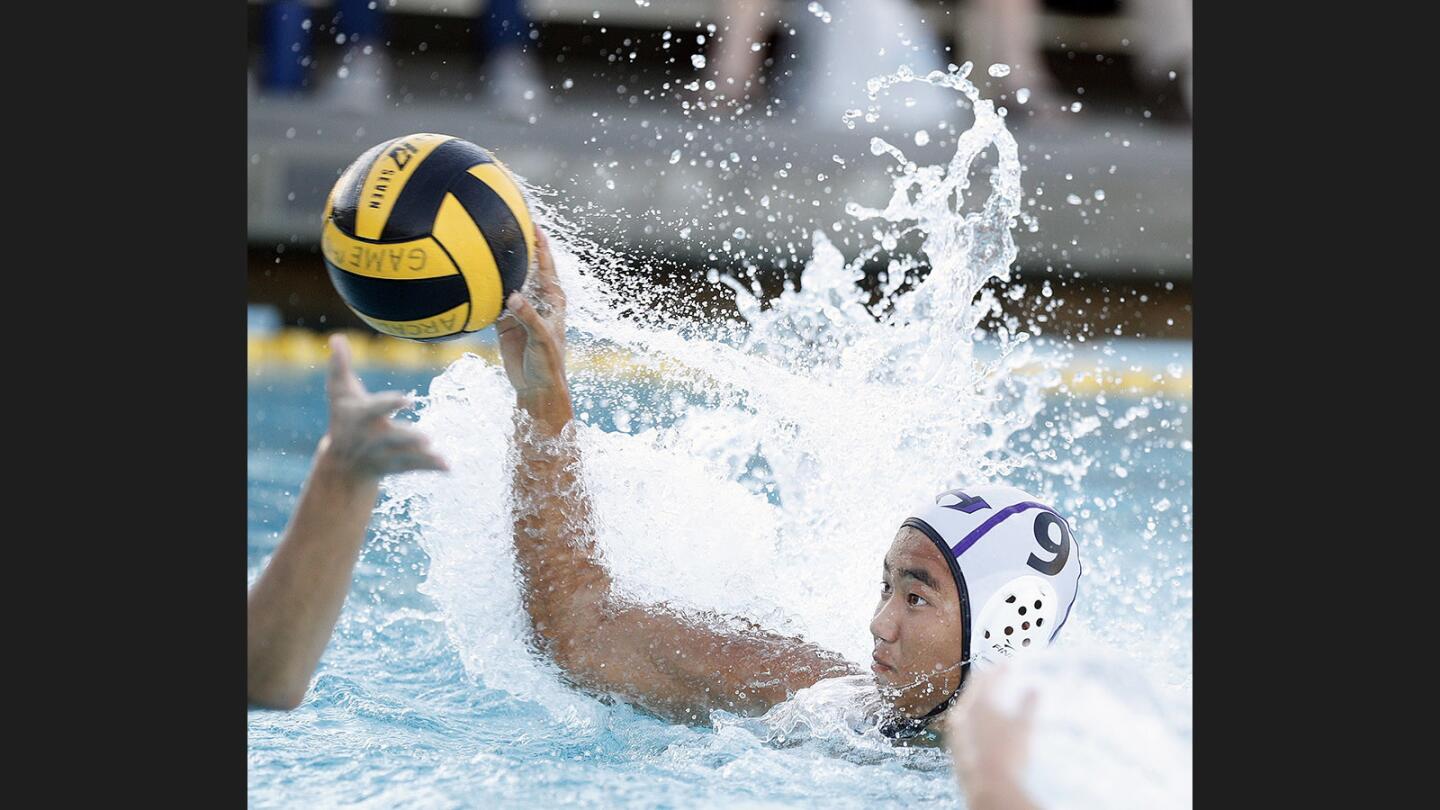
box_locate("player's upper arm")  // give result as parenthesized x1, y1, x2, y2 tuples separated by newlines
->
(551, 598, 858, 723)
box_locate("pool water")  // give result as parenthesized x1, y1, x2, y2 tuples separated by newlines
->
(247, 344, 1191, 808)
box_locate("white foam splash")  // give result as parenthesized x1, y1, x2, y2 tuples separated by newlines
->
(384, 61, 1043, 705)
(378, 68, 1186, 794)
(983, 648, 1193, 810)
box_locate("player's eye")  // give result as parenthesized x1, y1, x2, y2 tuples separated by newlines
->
(907, 593, 928, 607)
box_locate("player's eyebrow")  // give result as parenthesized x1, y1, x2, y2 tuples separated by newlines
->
(883, 559, 939, 590)
(897, 567, 939, 590)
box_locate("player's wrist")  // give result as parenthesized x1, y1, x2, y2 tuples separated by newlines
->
(515, 385, 573, 432)
(516, 383, 570, 409)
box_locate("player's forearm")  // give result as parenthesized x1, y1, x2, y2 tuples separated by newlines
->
(247, 443, 378, 709)
(510, 391, 613, 652)
(508, 387, 851, 719)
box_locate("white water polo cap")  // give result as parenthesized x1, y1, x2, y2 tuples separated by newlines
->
(902, 484, 1082, 677)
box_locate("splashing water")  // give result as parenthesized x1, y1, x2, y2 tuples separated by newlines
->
(369, 62, 1190, 802)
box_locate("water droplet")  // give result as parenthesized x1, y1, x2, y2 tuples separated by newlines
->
(1093, 189, 1106, 201)
(914, 130, 930, 146)
(987, 63, 1011, 78)
(1070, 101, 1083, 112)
(562, 78, 574, 90)
(1066, 193, 1083, 205)
(669, 149, 682, 165)
(1016, 88, 1031, 104)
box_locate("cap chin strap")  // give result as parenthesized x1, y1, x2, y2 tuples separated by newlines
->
(877, 670, 969, 740)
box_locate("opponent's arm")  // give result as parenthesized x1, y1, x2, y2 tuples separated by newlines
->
(945, 669, 1044, 810)
(247, 336, 448, 710)
(500, 229, 856, 723)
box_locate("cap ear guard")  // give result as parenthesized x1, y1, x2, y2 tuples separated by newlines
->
(971, 576, 1059, 669)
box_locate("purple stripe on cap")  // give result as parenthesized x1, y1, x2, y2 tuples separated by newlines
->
(948, 501, 1057, 557)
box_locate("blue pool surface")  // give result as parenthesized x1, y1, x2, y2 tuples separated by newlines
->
(247, 346, 1191, 808)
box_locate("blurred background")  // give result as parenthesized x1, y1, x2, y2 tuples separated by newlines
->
(246, 0, 1191, 351)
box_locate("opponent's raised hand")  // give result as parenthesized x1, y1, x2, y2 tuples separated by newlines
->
(319, 334, 449, 483)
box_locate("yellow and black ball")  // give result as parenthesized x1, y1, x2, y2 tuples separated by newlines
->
(321, 133, 534, 341)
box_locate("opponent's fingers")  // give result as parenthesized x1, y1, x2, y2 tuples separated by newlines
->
(969, 663, 1005, 698)
(326, 335, 366, 400)
(1014, 688, 1039, 725)
(354, 391, 411, 421)
(354, 428, 447, 475)
(380, 449, 450, 475)
(360, 429, 434, 460)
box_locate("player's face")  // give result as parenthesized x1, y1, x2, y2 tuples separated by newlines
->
(869, 527, 966, 716)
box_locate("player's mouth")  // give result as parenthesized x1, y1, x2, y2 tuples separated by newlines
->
(871, 654, 897, 678)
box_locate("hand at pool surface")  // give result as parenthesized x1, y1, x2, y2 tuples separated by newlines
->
(497, 226, 572, 432)
(318, 334, 449, 483)
(247, 335, 448, 711)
